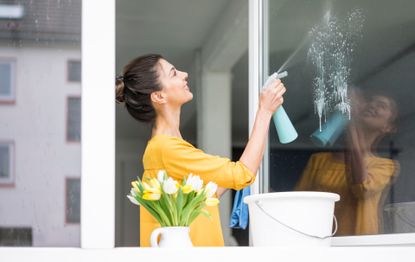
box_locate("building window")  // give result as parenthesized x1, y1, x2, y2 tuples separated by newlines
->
(0, 59, 15, 103)
(66, 97, 81, 142)
(0, 227, 32, 246)
(65, 178, 81, 224)
(67, 60, 81, 82)
(0, 141, 14, 186)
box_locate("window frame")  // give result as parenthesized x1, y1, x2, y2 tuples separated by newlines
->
(255, 0, 415, 246)
(0, 140, 14, 187)
(0, 0, 414, 256)
(0, 58, 16, 104)
(80, 0, 115, 248)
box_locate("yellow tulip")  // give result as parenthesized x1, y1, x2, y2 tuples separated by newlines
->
(143, 193, 161, 201)
(205, 197, 220, 206)
(149, 178, 161, 189)
(143, 181, 161, 195)
(131, 181, 140, 193)
(181, 184, 193, 194)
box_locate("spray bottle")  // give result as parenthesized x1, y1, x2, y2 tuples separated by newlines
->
(263, 71, 298, 144)
(310, 110, 349, 147)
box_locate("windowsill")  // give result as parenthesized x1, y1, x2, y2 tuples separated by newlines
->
(333, 233, 415, 246)
(1, 246, 414, 261)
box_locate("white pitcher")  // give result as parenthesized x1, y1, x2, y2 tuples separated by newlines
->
(150, 226, 193, 247)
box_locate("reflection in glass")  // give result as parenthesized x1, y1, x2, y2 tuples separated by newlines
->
(267, 0, 415, 236)
(296, 92, 399, 235)
(0, 0, 81, 246)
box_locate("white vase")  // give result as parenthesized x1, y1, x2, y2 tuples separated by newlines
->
(150, 226, 193, 248)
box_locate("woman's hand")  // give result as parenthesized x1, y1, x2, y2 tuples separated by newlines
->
(259, 79, 286, 114)
(216, 187, 228, 198)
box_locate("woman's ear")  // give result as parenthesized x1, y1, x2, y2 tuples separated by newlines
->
(151, 91, 167, 105)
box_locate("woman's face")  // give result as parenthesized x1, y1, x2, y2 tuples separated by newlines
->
(359, 95, 396, 133)
(156, 59, 193, 106)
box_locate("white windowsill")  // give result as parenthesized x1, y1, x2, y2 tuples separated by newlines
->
(333, 233, 415, 246)
(1, 246, 415, 262)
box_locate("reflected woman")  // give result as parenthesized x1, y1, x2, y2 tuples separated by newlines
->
(115, 54, 286, 246)
(296, 91, 399, 236)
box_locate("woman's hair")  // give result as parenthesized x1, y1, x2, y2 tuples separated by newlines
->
(115, 54, 164, 123)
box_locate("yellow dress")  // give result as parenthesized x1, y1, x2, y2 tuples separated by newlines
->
(295, 152, 398, 236)
(140, 134, 255, 247)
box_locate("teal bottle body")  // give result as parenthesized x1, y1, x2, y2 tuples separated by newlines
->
(273, 106, 298, 144)
(310, 111, 349, 146)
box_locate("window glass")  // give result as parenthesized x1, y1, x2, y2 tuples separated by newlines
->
(68, 60, 81, 82)
(0, 62, 12, 98)
(0, 142, 12, 183)
(0, 227, 32, 246)
(67, 97, 81, 142)
(0, 1, 81, 246)
(66, 178, 81, 224)
(267, 0, 415, 236)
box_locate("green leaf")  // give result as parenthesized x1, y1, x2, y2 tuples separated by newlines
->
(135, 197, 163, 224)
(153, 203, 172, 227)
(200, 209, 211, 219)
(179, 191, 208, 225)
(160, 191, 180, 225)
(177, 189, 183, 216)
(159, 193, 173, 225)
(187, 203, 207, 225)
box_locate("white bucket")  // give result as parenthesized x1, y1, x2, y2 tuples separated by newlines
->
(244, 191, 340, 247)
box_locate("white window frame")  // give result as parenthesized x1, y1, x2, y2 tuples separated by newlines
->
(1, 1, 415, 260)
(253, 0, 415, 246)
(0, 140, 14, 186)
(0, 58, 16, 104)
(81, 0, 115, 248)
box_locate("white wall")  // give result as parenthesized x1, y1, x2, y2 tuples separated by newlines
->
(0, 46, 81, 246)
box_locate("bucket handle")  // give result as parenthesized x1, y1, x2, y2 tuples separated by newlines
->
(255, 200, 338, 239)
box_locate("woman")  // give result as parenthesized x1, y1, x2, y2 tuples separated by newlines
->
(296, 92, 399, 235)
(115, 54, 286, 246)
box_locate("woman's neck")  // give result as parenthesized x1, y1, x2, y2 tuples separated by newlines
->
(360, 125, 384, 153)
(152, 106, 182, 139)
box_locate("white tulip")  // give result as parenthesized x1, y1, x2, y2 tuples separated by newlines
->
(205, 181, 218, 198)
(130, 188, 137, 197)
(163, 177, 179, 194)
(186, 174, 203, 192)
(157, 170, 167, 182)
(127, 195, 140, 206)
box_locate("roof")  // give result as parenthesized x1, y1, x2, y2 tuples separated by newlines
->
(0, 0, 81, 44)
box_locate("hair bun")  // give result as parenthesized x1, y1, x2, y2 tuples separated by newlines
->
(115, 78, 125, 103)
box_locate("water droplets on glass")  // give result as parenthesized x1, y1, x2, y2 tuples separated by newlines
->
(308, 9, 364, 131)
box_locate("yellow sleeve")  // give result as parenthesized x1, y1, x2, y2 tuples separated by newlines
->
(349, 158, 398, 199)
(161, 138, 255, 190)
(295, 154, 320, 191)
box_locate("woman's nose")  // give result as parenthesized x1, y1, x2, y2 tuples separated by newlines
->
(183, 71, 188, 80)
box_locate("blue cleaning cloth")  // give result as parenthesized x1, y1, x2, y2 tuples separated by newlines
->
(229, 186, 250, 229)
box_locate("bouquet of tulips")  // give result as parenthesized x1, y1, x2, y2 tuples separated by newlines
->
(127, 170, 220, 227)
